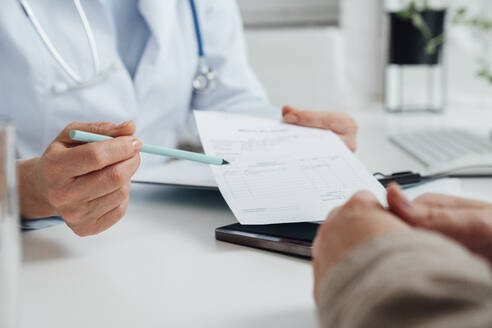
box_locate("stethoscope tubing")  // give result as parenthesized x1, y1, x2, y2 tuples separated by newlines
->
(19, 0, 214, 94)
(20, 0, 102, 84)
(188, 0, 205, 58)
(73, 0, 101, 74)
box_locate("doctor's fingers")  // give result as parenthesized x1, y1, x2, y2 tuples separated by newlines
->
(65, 186, 131, 236)
(338, 135, 357, 153)
(282, 105, 358, 135)
(93, 197, 130, 235)
(55, 120, 136, 144)
(48, 136, 142, 178)
(67, 154, 141, 203)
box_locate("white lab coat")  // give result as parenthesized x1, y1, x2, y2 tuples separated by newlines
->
(0, 0, 277, 166)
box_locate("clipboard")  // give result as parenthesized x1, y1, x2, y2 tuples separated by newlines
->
(132, 161, 441, 191)
(131, 160, 219, 190)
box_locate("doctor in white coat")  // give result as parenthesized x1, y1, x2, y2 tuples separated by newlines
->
(0, 0, 358, 236)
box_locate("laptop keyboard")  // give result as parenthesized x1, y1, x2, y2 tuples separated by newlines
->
(389, 130, 492, 167)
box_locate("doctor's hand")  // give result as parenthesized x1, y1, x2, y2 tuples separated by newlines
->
(282, 105, 358, 152)
(18, 121, 142, 236)
(312, 191, 408, 304)
(387, 184, 492, 265)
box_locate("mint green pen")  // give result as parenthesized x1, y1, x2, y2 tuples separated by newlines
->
(69, 130, 229, 166)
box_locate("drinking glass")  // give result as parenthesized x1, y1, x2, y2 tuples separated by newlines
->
(0, 117, 20, 328)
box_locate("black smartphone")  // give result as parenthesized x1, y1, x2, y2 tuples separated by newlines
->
(215, 222, 320, 259)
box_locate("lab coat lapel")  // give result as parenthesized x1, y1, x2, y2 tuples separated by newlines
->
(138, 0, 178, 49)
(134, 0, 178, 97)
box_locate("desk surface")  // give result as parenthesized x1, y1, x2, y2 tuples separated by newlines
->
(20, 108, 492, 328)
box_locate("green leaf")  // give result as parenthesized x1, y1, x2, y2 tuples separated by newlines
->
(456, 7, 467, 16)
(397, 10, 413, 19)
(425, 35, 444, 55)
(477, 69, 488, 78)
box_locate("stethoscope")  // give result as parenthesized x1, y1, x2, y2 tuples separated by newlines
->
(19, 0, 217, 95)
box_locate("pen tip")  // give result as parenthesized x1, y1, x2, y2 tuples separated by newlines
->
(222, 160, 230, 165)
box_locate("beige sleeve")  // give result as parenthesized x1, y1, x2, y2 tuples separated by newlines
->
(316, 230, 492, 328)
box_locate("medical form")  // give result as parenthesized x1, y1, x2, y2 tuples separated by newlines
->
(194, 111, 386, 225)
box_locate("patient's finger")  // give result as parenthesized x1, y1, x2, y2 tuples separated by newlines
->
(387, 184, 471, 237)
(413, 193, 489, 209)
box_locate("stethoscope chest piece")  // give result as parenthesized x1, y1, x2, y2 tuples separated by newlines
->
(193, 59, 216, 94)
(189, 0, 217, 94)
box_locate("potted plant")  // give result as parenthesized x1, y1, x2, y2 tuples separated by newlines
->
(452, 7, 492, 84)
(385, 0, 447, 113)
(389, 1, 446, 65)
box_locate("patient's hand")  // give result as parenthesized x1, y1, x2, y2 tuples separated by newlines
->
(387, 184, 492, 264)
(282, 105, 358, 152)
(312, 191, 408, 304)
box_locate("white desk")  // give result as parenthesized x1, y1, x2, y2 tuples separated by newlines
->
(20, 107, 492, 328)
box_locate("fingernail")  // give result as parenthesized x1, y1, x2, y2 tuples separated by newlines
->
(284, 114, 299, 124)
(119, 120, 131, 128)
(132, 138, 142, 151)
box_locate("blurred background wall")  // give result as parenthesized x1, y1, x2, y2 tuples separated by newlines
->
(239, 0, 492, 110)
